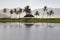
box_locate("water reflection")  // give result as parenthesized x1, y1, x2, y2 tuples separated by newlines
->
(4, 23, 6, 29)
(24, 23, 34, 40)
(47, 23, 54, 28)
(24, 23, 34, 28)
(0, 22, 60, 40)
(34, 23, 40, 27)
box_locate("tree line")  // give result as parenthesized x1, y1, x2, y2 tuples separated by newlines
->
(3, 5, 54, 18)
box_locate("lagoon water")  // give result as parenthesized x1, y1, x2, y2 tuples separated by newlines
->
(0, 22, 60, 40)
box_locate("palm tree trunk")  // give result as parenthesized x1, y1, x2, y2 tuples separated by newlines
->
(36, 16, 37, 22)
(50, 16, 51, 19)
(10, 14, 11, 18)
(36, 16, 37, 18)
(19, 14, 20, 19)
(42, 11, 45, 19)
(42, 13, 44, 18)
(49, 16, 51, 23)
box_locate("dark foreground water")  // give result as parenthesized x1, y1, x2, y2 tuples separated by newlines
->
(0, 22, 60, 40)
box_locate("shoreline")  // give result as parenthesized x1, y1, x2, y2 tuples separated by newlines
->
(0, 18, 60, 23)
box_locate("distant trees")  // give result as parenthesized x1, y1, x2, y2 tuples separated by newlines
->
(43, 6, 47, 12)
(10, 8, 22, 19)
(47, 10, 54, 18)
(10, 9, 13, 18)
(42, 6, 54, 18)
(42, 6, 47, 18)
(3, 8, 7, 13)
(47, 12, 49, 18)
(24, 5, 31, 15)
(2, 5, 55, 19)
(3, 8, 7, 18)
(50, 10, 54, 16)
(13, 8, 17, 17)
(10, 10, 13, 14)
(35, 11, 39, 18)
(19, 8, 22, 13)
(14, 8, 17, 13)
(18, 8, 22, 18)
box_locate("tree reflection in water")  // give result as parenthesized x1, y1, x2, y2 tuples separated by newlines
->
(43, 23, 54, 40)
(4, 22, 6, 29)
(35, 24, 40, 27)
(47, 23, 54, 28)
(24, 23, 34, 40)
(24, 23, 34, 28)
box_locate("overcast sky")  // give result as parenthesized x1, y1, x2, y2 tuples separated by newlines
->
(0, 0, 60, 10)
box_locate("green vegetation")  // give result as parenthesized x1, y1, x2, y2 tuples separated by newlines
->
(0, 18, 60, 23)
(1, 6, 59, 23)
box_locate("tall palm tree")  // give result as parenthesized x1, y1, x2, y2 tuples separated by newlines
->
(24, 5, 31, 15)
(10, 9, 13, 18)
(3, 8, 7, 18)
(14, 8, 17, 18)
(35, 11, 39, 18)
(47, 10, 54, 23)
(18, 8, 22, 18)
(42, 6, 47, 18)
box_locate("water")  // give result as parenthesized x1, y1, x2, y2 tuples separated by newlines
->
(0, 22, 60, 40)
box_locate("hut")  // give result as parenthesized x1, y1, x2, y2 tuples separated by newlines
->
(24, 14, 34, 17)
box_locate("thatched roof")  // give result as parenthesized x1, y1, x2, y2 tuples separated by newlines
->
(24, 14, 34, 17)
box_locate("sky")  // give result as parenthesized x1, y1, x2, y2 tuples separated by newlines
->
(0, 0, 60, 10)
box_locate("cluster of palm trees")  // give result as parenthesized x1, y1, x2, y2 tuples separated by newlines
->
(3, 8, 22, 18)
(24, 5, 31, 15)
(43, 6, 54, 18)
(3, 6, 54, 18)
(35, 6, 54, 18)
(10, 8, 22, 18)
(3, 5, 31, 18)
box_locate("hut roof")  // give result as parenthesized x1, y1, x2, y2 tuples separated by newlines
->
(24, 14, 34, 17)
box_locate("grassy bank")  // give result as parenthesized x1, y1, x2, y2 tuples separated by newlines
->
(0, 18, 60, 23)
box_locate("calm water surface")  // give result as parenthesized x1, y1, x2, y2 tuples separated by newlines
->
(0, 22, 60, 40)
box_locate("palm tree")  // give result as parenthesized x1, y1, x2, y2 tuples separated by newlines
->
(16, 11, 19, 19)
(3, 8, 7, 18)
(44, 6, 47, 11)
(24, 5, 31, 15)
(47, 10, 54, 18)
(47, 12, 49, 18)
(49, 10, 54, 18)
(3, 8, 7, 13)
(10, 9, 13, 18)
(42, 6, 47, 18)
(35, 11, 39, 18)
(14, 8, 17, 13)
(47, 10, 54, 23)
(14, 8, 17, 19)
(18, 8, 22, 18)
